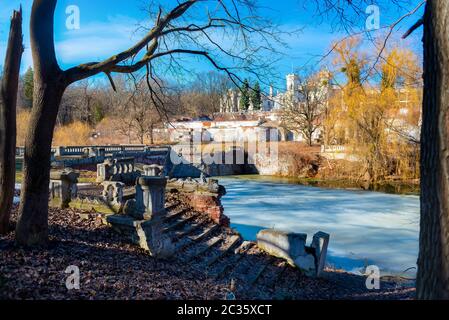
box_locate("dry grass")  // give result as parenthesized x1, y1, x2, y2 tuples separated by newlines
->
(16, 110, 31, 146)
(53, 122, 92, 146)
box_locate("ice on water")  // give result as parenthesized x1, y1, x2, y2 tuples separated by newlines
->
(219, 177, 419, 276)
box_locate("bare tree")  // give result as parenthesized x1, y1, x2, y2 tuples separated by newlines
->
(280, 72, 328, 146)
(116, 78, 165, 144)
(15, 0, 284, 246)
(180, 71, 231, 117)
(0, 8, 23, 234)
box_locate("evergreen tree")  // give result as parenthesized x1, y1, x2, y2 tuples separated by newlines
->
(250, 81, 262, 110)
(239, 79, 250, 111)
(93, 103, 105, 124)
(23, 67, 34, 108)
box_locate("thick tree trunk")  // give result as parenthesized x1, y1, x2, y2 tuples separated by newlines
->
(417, 1, 449, 299)
(15, 0, 67, 246)
(0, 9, 23, 234)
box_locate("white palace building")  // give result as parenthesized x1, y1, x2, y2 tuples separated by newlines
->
(219, 73, 332, 113)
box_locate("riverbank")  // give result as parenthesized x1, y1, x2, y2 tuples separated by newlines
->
(0, 205, 415, 300)
(226, 175, 420, 195)
(249, 143, 420, 195)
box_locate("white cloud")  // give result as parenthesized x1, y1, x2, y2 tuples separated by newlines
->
(56, 15, 142, 66)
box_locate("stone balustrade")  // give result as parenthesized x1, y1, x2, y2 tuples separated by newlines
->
(96, 157, 141, 184)
(17, 145, 171, 159)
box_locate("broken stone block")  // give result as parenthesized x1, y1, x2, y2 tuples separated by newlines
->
(138, 218, 175, 259)
(101, 181, 125, 206)
(294, 254, 316, 277)
(106, 214, 174, 259)
(186, 192, 230, 227)
(50, 170, 80, 208)
(311, 231, 330, 277)
(106, 214, 141, 244)
(256, 230, 307, 266)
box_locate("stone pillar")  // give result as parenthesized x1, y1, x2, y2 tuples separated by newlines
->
(54, 146, 64, 157)
(311, 231, 330, 277)
(138, 176, 173, 258)
(50, 170, 80, 208)
(97, 159, 113, 183)
(98, 148, 106, 158)
(138, 176, 167, 218)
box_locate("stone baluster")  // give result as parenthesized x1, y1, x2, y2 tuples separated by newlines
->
(143, 164, 163, 177)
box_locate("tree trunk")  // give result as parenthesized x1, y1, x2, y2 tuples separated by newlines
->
(417, 1, 449, 299)
(149, 124, 154, 145)
(15, 0, 67, 246)
(0, 9, 23, 234)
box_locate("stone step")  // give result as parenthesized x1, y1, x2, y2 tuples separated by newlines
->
(190, 224, 220, 243)
(208, 241, 254, 279)
(163, 214, 198, 233)
(165, 202, 180, 212)
(225, 248, 272, 287)
(173, 220, 207, 240)
(164, 208, 189, 221)
(202, 235, 242, 268)
(258, 261, 288, 290)
(246, 257, 275, 286)
(171, 223, 218, 254)
(183, 236, 224, 262)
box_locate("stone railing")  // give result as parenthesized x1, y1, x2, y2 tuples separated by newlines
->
(15, 145, 171, 158)
(97, 157, 141, 184)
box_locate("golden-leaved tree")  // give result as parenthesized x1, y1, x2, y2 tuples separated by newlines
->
(329, 37, 422, 183)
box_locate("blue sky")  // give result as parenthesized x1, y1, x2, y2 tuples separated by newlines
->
(0, 0, 424, 90)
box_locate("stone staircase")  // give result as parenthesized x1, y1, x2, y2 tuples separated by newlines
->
(159, 198, 306, 299)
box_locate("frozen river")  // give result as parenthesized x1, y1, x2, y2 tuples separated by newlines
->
(219, 176, 420, 276)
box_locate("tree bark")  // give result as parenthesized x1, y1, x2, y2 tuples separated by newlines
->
(417, 0, 449, 299)
(0, 9, 23, 234)
(15, 0, 67, 246)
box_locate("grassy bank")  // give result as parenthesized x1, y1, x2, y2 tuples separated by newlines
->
(226, 175, 420, 195)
